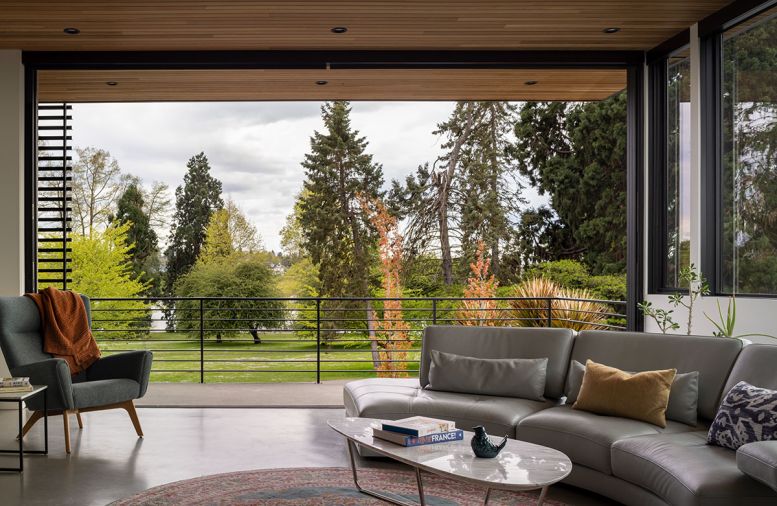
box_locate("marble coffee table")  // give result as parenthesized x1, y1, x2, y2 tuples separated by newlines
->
(329, 417, 572, 506)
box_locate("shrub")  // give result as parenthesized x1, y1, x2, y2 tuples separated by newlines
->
(510, 277, 610, 331)
(509, 277, 558, 326)
(523, 260, 626, 301)
(552, 287, 611, 331)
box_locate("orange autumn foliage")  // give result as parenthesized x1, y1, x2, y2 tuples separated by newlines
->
(359, 194, 412, 378)
(457, 241, 500, 326)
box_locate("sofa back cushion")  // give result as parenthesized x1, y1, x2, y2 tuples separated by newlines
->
(427, 350, 548, 400)
(572, 330, 742, 420)
(420, 326, 574, 399)
(722, 344, 777, 393)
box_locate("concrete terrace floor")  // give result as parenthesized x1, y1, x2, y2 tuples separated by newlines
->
(0, 386, 618, 506)
(136, 381, 349, 407)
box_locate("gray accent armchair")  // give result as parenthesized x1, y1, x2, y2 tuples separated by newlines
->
(0, 295, 152, 453)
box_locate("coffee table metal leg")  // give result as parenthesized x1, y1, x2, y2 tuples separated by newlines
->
(484, 487, 492, 504)
(536, 485, 549, 506)
(415, 467, 426, 506)
(346, 439, 426, 506)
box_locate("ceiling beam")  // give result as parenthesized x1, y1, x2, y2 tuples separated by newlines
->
(23, 50, 644, 71)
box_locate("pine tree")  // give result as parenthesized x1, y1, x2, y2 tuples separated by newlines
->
(391, 101, 523, 284)
(390, 102, 477, 285)
(457, 101, 523, 281)
(298, 101, 383, 299)
(164, 152, 224, 293)
(297, 101, 384, 354)
(113, 183, 160, 292)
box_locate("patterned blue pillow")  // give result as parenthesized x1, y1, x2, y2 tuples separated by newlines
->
(708, 381, 777, 450)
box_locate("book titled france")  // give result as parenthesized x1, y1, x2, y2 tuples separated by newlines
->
(373, 427, 464, 447)
(381, 416, 456, 437)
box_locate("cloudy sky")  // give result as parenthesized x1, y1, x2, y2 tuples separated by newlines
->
(72, 101, 544, 251)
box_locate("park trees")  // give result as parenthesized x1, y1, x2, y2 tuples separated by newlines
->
(71, 147, 129, 236)
(199, 199, 261, 263)
(173, 200, 279, 343)
(112, 183, 160, 293)
(391, 102, 477, 285)
(164, 152, 224, 293)
(68, 222, 149, 335)
(391, 101, 524, 285)
(513, 92, 627, 275)
(174, 255, 281, 344)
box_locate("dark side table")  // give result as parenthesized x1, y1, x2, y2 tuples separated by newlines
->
(0, 385, 47, 472)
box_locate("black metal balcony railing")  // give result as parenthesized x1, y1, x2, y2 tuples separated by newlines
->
(88, 296, 627, 384)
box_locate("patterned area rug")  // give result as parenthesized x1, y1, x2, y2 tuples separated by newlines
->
(110, 467, 572, 505)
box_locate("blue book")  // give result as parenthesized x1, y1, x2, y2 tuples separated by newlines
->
(373, 428, 464, 447)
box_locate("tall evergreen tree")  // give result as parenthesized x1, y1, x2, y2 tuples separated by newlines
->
(113, 183, 160, 292)
(164, 152, 223, 292)
(298, 101, 384, 299)
(513, 92, 627, 275)
(457, 101, 524, 281)
(296, 101, 384, 356)
(391, 101, 522, 283)
(389, 102, 477, 285)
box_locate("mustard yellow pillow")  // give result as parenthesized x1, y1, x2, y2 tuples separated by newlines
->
(573, 360, 677, 427)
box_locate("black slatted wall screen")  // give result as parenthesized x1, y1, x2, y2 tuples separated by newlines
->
(36, 103, 73, 289)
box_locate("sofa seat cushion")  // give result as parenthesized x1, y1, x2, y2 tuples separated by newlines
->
(738, 441, 777, 492)
(611, 432, 777, 506)
(72, 378, 140, 409)
(344, 378, 553, 437)
(516, 405, 695, 475)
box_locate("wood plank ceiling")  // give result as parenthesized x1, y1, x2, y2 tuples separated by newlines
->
(7, 1, 730, 102)
(2, 1, 731, 51)
(37, 69, 628, 102)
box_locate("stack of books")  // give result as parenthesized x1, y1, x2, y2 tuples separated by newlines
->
(372, 416, 463, 447)
(0, 377, 33, 393)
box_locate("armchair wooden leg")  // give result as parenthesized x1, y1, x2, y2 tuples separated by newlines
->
(18, 410, 43, 439)
(76, 411, 84, 429)
(63, 412, 71, 454)
(123, 400, 143, 437)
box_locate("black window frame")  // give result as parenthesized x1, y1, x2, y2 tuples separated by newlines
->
(700, 0, 777, 297)
(647, 30, 691, 294)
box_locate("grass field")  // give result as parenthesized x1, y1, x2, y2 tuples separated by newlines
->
(95, 331, 422, 383)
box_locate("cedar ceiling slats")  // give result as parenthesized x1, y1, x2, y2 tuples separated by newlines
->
(1, 1, 732, 51)
(37, 68, 627, 102)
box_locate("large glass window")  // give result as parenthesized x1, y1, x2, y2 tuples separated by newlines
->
(720, 9, 777, 294)
(664, 52, 692, 288)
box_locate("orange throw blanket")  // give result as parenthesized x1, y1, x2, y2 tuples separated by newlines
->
(25, 288, 101, 375)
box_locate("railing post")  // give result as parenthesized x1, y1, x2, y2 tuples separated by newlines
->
(199, 298, 205, 384)
(546, 298, 553, 327)
(315, 298, 321, 384)
(432, 298, 437, 325)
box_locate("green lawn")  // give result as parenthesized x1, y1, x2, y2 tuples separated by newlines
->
(95, 331, 421, 383)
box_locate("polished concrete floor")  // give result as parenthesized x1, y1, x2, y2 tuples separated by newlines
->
(0, 407, 617, 506)
(136, 381, 348, 408)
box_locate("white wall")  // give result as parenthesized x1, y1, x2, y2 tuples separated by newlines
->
(0, 50, 25, 376)
(642, 26, 777, 345)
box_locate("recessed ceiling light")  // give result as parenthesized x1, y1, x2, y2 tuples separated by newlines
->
(106, 81, 118, 86)
(524, 80, 538, 86)
(603, 27, 620, 34)
(315, 80, 328, 85)
(63, 27, 80, 35)
(331, 26, 348, 34)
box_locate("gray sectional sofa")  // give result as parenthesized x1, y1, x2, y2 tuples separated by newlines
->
(343, 326, 777, 506)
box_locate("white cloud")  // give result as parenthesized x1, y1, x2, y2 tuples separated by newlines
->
(72, 101, 548, 251)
